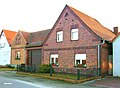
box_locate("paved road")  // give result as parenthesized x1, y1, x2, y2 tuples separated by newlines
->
(90, 77, 120, 88)
(0, 76, 50, 88)
(0, 71, 103, 88)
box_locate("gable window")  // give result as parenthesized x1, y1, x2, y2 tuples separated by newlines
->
(71, 28, 78, 40)
(15, 51, 21, 60)
(75, 54, 86, 68)
(57, 31, 63, 42)
(50, 54, 58, 66)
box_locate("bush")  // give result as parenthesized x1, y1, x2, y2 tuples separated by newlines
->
(39, 64, 54, 73)
(17, 64, 26, 71)
(5, 64, 15, 68)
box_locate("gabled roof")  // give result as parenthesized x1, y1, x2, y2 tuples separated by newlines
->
(26, 29, 50, 47)
(68, 5, 115, 41)
(20, 31, 30, 42)
(1, 29, 17, 45)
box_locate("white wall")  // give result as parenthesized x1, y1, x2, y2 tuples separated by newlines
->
(113, 35, 120, 76)
(0, 32, 11, 65)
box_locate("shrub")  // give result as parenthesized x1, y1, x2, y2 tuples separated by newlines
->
(17, 64, 26, 71)
(5, 64, 15, 68)
(39, 64, 54, 73)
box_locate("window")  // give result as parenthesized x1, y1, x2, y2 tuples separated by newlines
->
(50, 54, 58, 66)
(57, 31, 63, 42)
(75, 54, 86, 67)
(15, 51, 20, 60)
(71, 28, 78, 40)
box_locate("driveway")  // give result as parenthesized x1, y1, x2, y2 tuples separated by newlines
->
(89, 77, 120, 88)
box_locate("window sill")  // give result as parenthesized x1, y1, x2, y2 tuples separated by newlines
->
(70, 39, 79, 41)
(56, 41, 63, 43)
(74, 64, 87, 68)
(15, 58, 20, 60)
(51, 64, 59, 67)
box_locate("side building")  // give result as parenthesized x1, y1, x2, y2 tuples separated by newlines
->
(43, 5, 115, 75)
(0, 29, 16, 65)
(25, 29, 50, 66)
(11, 30, 29, 66)
(11, 29, 50, 67)
(111, 27, 120, 77)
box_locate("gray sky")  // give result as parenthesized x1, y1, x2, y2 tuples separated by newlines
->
(0, 0, 120, 32)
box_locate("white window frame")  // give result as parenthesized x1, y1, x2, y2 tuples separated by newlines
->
(16, 51, 20, 60)
(50, 54, 58, 65)
(17, 52, 20, 59)
(75, 54, 86, 66)
(71, 28, 78, 40)
(57, 31, 63, 42)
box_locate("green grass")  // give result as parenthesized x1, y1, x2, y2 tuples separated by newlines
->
(17, 72, 87, 80)
(17, 72, 101, 83)
(0, 68, 16, 71)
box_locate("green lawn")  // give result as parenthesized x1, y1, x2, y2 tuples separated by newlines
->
(0, 68, 16, 71)
(17, 72, 100, 83)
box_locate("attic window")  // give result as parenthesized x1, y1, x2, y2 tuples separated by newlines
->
(57, 31, 63, 42)
(71, 28, 78, 40)
(64, 12, 69, 17)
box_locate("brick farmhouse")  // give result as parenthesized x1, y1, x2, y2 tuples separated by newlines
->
(43, 5, 116, 75)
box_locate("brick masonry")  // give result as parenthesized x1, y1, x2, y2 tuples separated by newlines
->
(11, 48, 26, 65)
(43, 6, 110, 74)
(11, 31, 27, 65)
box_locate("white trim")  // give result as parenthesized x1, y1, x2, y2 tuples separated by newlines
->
(71, 28, 78, 40)
(75, 54, 86, 65)
(50, 54, 58, 64)
(57, 31, 63, 42)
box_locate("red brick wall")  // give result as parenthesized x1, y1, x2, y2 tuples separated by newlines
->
(101, 43, 109, 74)
(11, 48, 26, 65)
(44, 9, 100, 49)
(43, 47, 98, 68)
(11, 31, 27, 65)
(43, 8, 101, 69)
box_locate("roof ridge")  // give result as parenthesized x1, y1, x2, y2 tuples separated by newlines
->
(3, 29, 17, 33)
(30, 29, 50, 34)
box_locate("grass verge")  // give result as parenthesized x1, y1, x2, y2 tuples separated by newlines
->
(16, 72, 101, 84)
(0, 68, 16, 71)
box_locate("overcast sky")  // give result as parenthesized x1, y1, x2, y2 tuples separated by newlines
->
(0, 0, 120, 32)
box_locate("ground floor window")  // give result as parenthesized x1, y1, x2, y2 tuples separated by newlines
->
(15, 51, 21, 60)
(75, 54, 86, 68)
(50, 54, 58, 66)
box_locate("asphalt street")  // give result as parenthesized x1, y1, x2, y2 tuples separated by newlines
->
(0, 76, 50, 88)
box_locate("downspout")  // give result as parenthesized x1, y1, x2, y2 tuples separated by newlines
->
(24, 47, 26, 65)
(98, 39, 105, 76)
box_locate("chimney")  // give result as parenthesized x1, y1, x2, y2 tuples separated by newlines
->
(113, 27, 118, 35)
